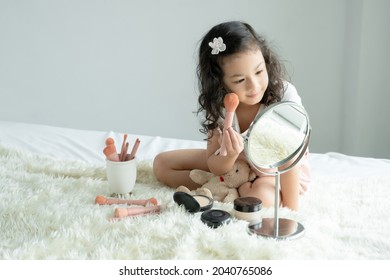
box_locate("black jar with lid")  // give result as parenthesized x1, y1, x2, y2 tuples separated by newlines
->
(233, 197, 262, 225)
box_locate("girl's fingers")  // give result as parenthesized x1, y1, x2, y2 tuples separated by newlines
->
(217, 128, 223, 145)
(223, 128, 236, 155)
(223, 129, 232, 149)
(227, 127, 244, 153)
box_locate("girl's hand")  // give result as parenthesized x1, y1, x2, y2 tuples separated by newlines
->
(207, 127, 242, 175)
(221, 127, 244, 156)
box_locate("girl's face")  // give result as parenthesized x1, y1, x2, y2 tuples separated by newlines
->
(221, 49, 269, 106)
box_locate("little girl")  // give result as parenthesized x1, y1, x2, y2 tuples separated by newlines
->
(153, 21, 310, 211)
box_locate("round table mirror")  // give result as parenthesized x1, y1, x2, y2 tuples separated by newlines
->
(244, 101, 311, 240)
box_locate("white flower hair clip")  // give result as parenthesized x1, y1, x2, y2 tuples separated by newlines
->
(209, 37, 226, 55)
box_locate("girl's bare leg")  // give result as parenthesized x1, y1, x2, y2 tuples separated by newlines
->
(153, 149, 208, 190)
(279, 165, 300, 211)
(238, 166, 301, 211)
(238, 176, 277, 208)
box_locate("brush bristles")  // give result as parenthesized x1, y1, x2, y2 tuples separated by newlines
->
(95, 195, 107, 205)
(224, 93, 239, 112)
(105, 137, 115, 145)
(149, 198, 158, 205)
(114, 208, 128, 218)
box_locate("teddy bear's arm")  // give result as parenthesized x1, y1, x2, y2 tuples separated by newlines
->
(223, 188, 240, 203)
(189, 169, 215, 185)
(201, 183, 229, 202)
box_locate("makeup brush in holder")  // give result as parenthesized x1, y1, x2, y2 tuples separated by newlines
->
(103, 134, 141, 197)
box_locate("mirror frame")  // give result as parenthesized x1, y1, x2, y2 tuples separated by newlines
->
(244, 101, 311, 175)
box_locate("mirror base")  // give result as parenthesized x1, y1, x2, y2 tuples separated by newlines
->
(249, 218, 305, 240)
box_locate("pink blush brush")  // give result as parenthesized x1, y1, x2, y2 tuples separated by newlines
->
(219, 93, 239, 156)
(114, 204, 166, 219)
(95, 195, 158, 206)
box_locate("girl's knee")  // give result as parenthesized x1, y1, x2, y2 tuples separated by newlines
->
(152, 153, 167, 180)
(239, 177, 277, 207)
(238, 182, 253, 196)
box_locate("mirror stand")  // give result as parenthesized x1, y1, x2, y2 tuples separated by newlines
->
(250, 172, 305, 240)
(244, 101, 311, 241)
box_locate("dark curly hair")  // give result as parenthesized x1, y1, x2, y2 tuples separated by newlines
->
(197, 21, 287, 137)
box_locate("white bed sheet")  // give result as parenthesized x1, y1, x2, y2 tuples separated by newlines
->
(1, 120, 390, 261)
(1, 120, 389, 180)
(0, 120, 205, 163)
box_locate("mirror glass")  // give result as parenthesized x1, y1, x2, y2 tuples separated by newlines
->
(245, 101, 310, 171)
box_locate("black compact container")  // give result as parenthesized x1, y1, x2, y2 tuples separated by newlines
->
(173, 192, 231, 229)
(173, 192, 213, 213)
(201, 209, 232, 228)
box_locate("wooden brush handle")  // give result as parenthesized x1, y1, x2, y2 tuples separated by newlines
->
(95, 196, 157, 206)
(114, 205, 162, 218)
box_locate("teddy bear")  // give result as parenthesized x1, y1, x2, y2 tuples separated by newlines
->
(176, 159, 256, 203)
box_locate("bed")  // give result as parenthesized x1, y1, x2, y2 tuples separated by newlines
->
(0, 120, 389, 260)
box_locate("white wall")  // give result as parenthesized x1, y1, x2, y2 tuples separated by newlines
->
(345, 0, 390, 158)
(0, 0, 389, 158)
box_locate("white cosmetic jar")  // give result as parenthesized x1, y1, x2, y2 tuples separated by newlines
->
(233, 197, 262, 225)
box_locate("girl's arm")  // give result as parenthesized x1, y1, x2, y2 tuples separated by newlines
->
(206, 127, 244, 175)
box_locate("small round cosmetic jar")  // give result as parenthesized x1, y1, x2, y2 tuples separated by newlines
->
(233, 197, 262, 225)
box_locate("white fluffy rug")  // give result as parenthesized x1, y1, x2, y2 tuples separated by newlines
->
(1, 145, 389, 260)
